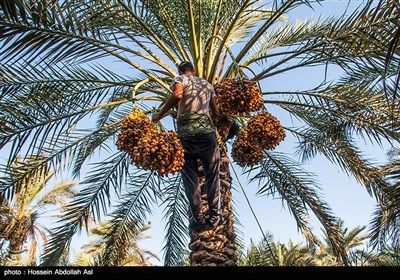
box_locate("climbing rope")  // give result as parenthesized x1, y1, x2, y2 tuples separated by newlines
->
(230, 161, 274, 253)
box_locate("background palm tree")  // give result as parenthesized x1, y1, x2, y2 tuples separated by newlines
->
(0, 155, 76, 265)
(371, 146, 400, 249)
(239, 233, 315, 266)
(71, 220, 158, 266)
(239, 222, 373, 266)
(0, 0, 398, 266)
(314, 220, 370, 266)
(364, 245, 400, 266)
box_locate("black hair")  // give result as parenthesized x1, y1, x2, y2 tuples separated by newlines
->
(226, 120, 239, 141)
(178, 61, 194, 73)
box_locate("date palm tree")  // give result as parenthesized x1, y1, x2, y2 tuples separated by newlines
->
(314, 220, 370, 266)
(371, 146, 400, 248)
(71, 220, 158, 266)
(0, 0, 398, 266)
(0, 155, 76, 265)
(365, 245, 400, 266)
(239, 234, 316, 266)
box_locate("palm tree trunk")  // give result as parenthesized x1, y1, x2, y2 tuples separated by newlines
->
(188, 151, 237, 266)
(5, 225, 27, 264)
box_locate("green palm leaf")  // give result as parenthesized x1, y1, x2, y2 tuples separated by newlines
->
(160, 174, 189, 266)
(41, 152, 131, 265)
(34, 181, 77, 209)
(247, 151, 348, 265)
(370, 147, 400, 248)
(0, 0, 108, 65)
(0, 154, 77, 265)
(101, 171, 161, 266)
(291, 116, 389, 198)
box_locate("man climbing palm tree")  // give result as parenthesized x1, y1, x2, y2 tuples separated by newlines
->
(152, 61, 222, 231)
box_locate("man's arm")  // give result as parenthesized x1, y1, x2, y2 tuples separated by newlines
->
(151, 83, 183, 122)
(210, 96, 220, 121)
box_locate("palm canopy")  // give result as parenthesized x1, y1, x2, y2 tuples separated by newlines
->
(315, 220, 369, 266)
(0, 155, 76, 265)
(71, 220, 158, 266)
(371, 146, 400, 248)
(239, 222, 372, 266)
(238, 233, 316, 266)
(0, 0, 398, 266)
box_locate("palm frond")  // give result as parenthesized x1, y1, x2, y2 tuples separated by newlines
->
(246, 16, 338, 77)
(290, 114, 389, 198)
(239, 233, 318, 266)
(275, 78, 400, 145)
(0, 62, 135, 163)
(247, 1, 398, 84)
(112, 0, 180, 64)
(26, 235, 37, 265)
(0, 0, 111, 65)
(318, 219, 369, 262)
(238, 0, 301, 58)
(0, 0, 174, 90)
(246, 151, 317, 247)
(343, 225, 369, 250)
(370, 147, 400, 248)
(0, 61, 129, 103)
(160, 174, 189, 266)
(207, 0, 255, 80)
(40, 152, 131, 265)
(40, 210, 87, 266)
(238, 234, 274, 266)
(226, 4, 279, 49)
(0, 0, 28, 23)
(100, 170, 161, 266)
(0, 151, 70, 265)
(218, 2, 284, 79)
(368, 245, 400, 266)
(122, 247, 159, 266)
(1, 125, 121, 204)
(34, 181, 77, 209)
(73, 217, 157, 266)
(12, 155, 51, 204)
(247, 151, 349, 265)
(0, 155, 49, 205)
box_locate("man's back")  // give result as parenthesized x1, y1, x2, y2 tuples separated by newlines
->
(171, 74, 215, 118)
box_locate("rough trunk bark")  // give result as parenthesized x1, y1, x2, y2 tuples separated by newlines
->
(188, 150, 237, 266)
(4, 215, 29, 262)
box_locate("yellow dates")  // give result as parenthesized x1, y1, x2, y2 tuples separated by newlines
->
(116, 110, 185, 176)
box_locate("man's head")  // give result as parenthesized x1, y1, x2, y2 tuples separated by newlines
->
(178, 61, 195, 74)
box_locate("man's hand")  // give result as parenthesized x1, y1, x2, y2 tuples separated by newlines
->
(152, 112, 162, 122)
(151, 92, 181, 123)
(210, 96, 220, 121)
